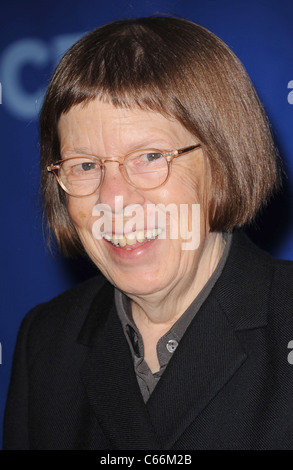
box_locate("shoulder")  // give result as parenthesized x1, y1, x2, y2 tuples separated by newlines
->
(241, 232, 293, 326)
(272, 257, 293, 282)
(18, 274, 109, 351)
(269, 258, 293, 313)
(242, 233, 293, 298)
(232, 230, 293, 275)
(215, 231, 293, 329)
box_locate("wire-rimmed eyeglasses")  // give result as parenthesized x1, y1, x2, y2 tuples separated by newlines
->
(47, 144, 201, 197)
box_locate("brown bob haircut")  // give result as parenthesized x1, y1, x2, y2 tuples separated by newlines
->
(40, 16, 280, 255)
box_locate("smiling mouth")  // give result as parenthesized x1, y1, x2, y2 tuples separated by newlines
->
(102, 228, 163, 249)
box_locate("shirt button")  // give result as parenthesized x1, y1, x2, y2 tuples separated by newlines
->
(166, 339, 178, 353)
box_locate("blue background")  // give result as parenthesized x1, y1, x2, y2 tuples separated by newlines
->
(0, 0, 293, 448)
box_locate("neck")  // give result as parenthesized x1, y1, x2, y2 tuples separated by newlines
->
(130, 231, 225, 330)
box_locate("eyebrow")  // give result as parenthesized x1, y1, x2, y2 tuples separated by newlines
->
(61, 147, 94, 156)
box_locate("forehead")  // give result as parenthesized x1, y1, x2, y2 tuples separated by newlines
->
(58, 99, 192, 154)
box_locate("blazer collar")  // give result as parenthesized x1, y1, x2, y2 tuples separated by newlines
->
(77, 230, 274, 449)
(213, 230, 272, 331)
(146, 293, 247, 449)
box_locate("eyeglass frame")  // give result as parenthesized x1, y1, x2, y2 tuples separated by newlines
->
(47, 143, 202, 197)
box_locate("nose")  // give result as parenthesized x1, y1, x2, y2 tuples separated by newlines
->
(97, 160, 144, 211)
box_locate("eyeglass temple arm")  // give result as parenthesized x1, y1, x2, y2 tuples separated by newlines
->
(47, 164, 60, 171)
(178, 144, 201, 155)
(170, 144, 201, 160)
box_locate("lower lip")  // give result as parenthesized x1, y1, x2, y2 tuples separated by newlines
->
(103, 236, 159, 260)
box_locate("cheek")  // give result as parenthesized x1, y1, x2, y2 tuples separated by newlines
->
(164, 166, 202, 205)
(77, 210, 87, 220)
(67, 197, 96, 230)
(166, 162, 210, 237)
(180, 159, 210, 208)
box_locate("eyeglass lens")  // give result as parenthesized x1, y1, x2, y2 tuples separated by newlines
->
(59, 150, 169, 195)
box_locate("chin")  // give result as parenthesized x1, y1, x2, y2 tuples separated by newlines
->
(109, 269, 169, 296)
(117, 283, 166, 297)
(86, 236, 177, 294)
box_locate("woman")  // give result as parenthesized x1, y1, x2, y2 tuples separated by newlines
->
(4, 16, 293, 450)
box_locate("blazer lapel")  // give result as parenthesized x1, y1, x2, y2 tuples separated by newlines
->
(146, 294, 247, 449)
(78, 282, 161, 450)
(146, 231, 271, 449)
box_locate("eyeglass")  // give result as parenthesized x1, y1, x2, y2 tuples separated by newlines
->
(47, 144, 201, 197)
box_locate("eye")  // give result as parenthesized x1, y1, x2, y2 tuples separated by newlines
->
(71, 161, 99, 176)
(141, 152, 164, 162)
(80, 162, 97, 171)
(125, 150, 167, 174)
(61, 158, 99, 177)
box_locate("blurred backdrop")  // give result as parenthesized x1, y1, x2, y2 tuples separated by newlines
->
(1, 0, 293, 447)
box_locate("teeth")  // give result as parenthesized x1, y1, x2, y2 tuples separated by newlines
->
(146, 229, 153, 239)
(117, 235, 126, 247)
(103, 228, 163, 247)
(146, 228, 163, 240)
(125, 233, 136, 245)
(112, 235, 119, 246)
(136, 231, 145, 243)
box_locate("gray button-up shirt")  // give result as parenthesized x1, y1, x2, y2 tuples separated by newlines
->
(115, 232, 232, 402)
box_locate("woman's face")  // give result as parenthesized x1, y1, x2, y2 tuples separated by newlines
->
(58, 99, 210, 297)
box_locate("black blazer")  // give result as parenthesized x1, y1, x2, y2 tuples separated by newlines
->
(3, 231, 293, 450)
